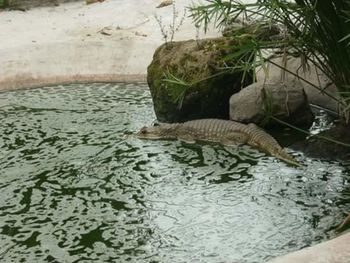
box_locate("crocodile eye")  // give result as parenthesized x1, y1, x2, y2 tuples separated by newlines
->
(140, 127, 148, 134)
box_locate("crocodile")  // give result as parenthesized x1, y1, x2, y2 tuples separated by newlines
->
(137, 118, 300, 166)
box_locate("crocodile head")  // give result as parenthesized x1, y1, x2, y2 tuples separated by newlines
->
(136, 124, 177, 140)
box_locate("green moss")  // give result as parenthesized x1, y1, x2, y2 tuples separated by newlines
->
(147, 37, 253, 122)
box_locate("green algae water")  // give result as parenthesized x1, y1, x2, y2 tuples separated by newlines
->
(0, 83, 349, 263)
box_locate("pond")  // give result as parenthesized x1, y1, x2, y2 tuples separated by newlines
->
(0, 83, 349, 263)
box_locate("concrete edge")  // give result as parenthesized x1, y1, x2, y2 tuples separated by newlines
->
(267, 231, 350, 263)
(0, 73, 147, 92)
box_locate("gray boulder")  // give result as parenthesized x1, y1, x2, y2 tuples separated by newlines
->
(229, 79, 314, 127)
(147, 37, 253, 123)
(256, 55, 340, 114)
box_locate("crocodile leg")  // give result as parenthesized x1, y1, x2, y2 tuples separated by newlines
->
(178, 134, 196, 144)
(220, 132, 249, 146)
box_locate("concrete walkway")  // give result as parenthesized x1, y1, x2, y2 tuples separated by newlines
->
(0, 0, 218, 91)
(267, 231, 350, 263)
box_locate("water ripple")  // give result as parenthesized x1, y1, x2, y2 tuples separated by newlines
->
(0, 83, 349, 262)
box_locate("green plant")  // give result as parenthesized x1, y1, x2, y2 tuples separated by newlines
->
(0, 0, 7, 8)
(162, 67, 235, 109)
(155, 0, 186, 46)
(190, 0, 350, 123)
(163, 69, 190, 109)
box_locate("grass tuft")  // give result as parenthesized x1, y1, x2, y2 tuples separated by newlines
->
(190, 0, 350, 123)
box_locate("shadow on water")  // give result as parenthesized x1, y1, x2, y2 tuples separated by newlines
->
(0, 83, 349, 262)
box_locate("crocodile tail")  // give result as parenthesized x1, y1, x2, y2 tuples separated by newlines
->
(276, 150, 302, 167)
(246, 124, 301, 167)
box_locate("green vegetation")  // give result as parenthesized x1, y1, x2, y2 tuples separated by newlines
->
(154, 1, 187, 46)
(190, 0, 350, 123)
(0, 0, 7, 8)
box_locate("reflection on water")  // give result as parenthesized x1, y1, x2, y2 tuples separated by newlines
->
(0, 83, 349, 263)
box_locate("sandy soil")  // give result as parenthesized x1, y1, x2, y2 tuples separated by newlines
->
(0, 0, 219, 90)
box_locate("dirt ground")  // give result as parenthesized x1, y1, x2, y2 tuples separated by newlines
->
(0, 0, 219, 90)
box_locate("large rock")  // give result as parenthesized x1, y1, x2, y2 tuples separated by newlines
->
(256, 55, 340, 114)
(229, 79, 314, 127)
(147, 37, 253, 123)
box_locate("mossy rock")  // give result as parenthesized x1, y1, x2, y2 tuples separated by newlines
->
(147, 37, 253, 123)
(222, 20, 281, 41)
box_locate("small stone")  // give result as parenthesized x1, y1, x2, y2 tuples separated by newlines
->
(229, 80, 314, 128)
(156, 0, 173, 8)
(99, 27, 112, 36)
(135, 31, 147, 37)
(86, 0, 104, 5)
